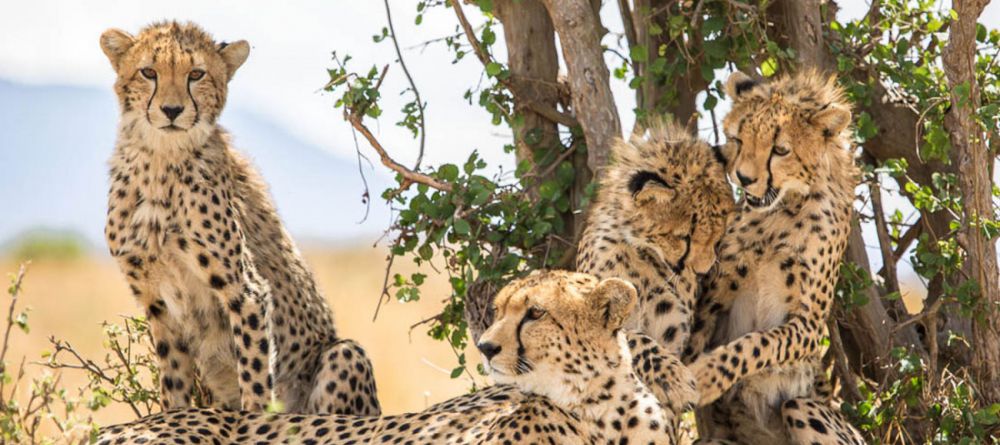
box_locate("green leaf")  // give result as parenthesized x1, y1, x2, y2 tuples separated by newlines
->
(438, 164, 460, 182)
(485, 62, 503, 77)
(630, 45, 648, 63)
(761, 57, 778, 77)
(453, 218, 471, 236)
(482, 27, 496, 46)
(704, 94, 718, 110)
(702, 17, 725, 34)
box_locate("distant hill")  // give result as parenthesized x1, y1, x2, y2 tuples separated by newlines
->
(0, 79, 391, 253)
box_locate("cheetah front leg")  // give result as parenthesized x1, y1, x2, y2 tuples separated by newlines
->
(111, 255, 199, 410)
(222, 261, 275, 411)
(781, 398, 865, 445)
(182, 192, 277, 411)
(684, 258, 743, 363)
(147, 307, 198, 410)
(307, 338, 381, 415)
(690, 260, 831, 406)
(626, 331, 697, 414)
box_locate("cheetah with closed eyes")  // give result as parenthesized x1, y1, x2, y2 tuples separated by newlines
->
(99, 21, 379, 415)
(684, 71, 866, 445)
(94, 271, 698, 445)
(577, 120, 735, 358)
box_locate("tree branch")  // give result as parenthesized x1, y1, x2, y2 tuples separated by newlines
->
(348, 112, 453, 193)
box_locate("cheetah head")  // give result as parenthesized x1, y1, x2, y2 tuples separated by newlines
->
(100, 21, 249, 146)
(719, 70, 854, 211)
(601, 120, 734, 274)
(477, 271, 636, 403)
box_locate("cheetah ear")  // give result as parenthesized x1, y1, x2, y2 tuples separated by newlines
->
(100, 28, 135, 70)
(628, 171, 669, 197)
(724, 71, 760, 100)
(218, 40, 250, 79)
(588, 278, 637, 330)
(811, 103, 852, 138)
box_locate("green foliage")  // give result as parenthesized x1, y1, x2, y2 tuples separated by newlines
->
(835, 261, 875, 310)
(843, 346, 1000, 444)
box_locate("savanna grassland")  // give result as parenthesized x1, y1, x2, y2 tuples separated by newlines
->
(1, 246, 481, 434)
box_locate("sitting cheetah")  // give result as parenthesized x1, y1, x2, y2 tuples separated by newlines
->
(685, 71, 865, 444)
(99, 21, 379, 415)
(577, 120, 734, 356)
(94, 271, 697, 444)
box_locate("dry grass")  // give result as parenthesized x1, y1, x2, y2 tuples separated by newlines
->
(1, 245, 481, 432)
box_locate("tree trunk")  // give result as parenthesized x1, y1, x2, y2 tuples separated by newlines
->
(540, 0, 622, 173)
(495, 0, 562, 171)
(942, 0, 1000, 404)
(768, 0, 831, 71)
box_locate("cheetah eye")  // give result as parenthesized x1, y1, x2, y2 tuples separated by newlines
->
(189, 69, 206, 81)
(140, 68, 157, 80)
(773, 145, 790, 156)
(526, 306, 547, 320)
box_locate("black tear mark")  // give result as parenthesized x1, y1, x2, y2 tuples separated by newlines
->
(734, 79, 759, 96)
(711, 144, 728, 166)
(628, 171, 669, 196)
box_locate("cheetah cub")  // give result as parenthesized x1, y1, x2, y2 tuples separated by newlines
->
(100, 21, 379, 415)
(687, 71, 865, 444)
(577, 120, 734, 357)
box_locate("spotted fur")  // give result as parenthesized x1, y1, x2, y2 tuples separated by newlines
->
(100, 21, 379, 415)
(94, 271, 694, 444)
(685, 71, 864, 445)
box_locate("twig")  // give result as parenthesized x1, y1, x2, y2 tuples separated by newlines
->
(829, 320, 862, 402)
(617, 0, 639, 77)
(351, 123, 373, 223)
(0, 263, 28, 397)
(893, 296, 945, 335)
(528, 141, 581, 180)
(409, 313, 443, 332)
(372, 253, 397, 322)
(869, 178, 900, 295)
(382, 0, 427, 170)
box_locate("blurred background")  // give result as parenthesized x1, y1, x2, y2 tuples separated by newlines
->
(1, 0, 998, 432)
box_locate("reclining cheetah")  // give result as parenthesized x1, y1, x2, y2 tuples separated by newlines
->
(99, 21, 379, 414)
(685, 71, 865, 444)
(577, 120, 734, 357)
(94, 271, 697, 444)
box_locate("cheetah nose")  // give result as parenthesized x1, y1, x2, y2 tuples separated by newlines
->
(477, 342, 502, 360)
(161, 105, 184, 121)
(736, 171, 756, 187)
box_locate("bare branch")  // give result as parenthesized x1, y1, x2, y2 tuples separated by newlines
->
(382, 0, 427, 170)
